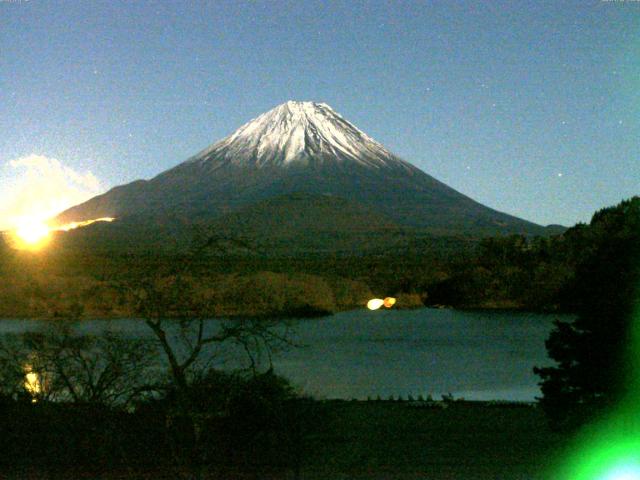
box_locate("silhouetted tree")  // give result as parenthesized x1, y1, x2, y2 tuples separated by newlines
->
(535, 197, 640, 430)
(0, 320, 158, 406)
(132, 233, 294, 479)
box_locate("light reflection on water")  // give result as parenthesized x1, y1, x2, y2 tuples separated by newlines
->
(0, 308, 567, 401)
(23, 365, 41, 402)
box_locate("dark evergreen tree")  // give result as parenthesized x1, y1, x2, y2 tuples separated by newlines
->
(535, 197, 640, 430)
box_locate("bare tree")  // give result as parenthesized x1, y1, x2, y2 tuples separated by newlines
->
(0, 233, 300, 479)
(0, 322, 159, 407)
(130, 234, 295, 479)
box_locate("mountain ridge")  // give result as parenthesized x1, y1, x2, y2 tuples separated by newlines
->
(56, 101, 550, 238)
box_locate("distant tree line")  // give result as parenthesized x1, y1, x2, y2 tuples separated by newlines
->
(2, 198, 640, 321)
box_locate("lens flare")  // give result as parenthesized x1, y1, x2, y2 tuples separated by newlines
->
(550, 308, 640, 479)
(603, 463, 640, 480)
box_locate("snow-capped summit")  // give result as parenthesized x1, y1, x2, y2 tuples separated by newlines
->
(56, 101, 546, 238)
(189, 101, 411, 170)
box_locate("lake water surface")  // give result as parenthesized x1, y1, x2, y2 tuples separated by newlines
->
(0, 308, 565, 401)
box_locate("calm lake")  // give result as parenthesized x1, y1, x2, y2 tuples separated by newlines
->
(0, 308, 566, 401)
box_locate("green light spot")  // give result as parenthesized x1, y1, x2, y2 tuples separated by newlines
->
(549, 303, 640, 479)
(554, 401, 640, 480)
(602, 462, 640, 480)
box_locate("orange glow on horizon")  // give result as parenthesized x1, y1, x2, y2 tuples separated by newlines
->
(10, 217, 52, 250)
(7, 216, 115, 251)
(54, 217, 115, 231)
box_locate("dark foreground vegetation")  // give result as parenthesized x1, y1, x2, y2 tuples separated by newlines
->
(534, 196, 640, 431)
(0, 395, 567, 480)
(0, 318, 567, 480)
(0, 372, 317, 480)
(0, 312, 306, 480)
(0, 197, 638, 478)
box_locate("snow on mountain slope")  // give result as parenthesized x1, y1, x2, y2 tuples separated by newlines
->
(55, 100, 547, 237)
(187, 101, 412, 170)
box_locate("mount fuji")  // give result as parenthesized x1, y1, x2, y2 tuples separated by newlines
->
(57, 101, 549, 239)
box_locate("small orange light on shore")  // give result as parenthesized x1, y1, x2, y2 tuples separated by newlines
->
(367, 297, 397, 311)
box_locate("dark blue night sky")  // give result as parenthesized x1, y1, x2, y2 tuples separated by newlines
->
(1, 0, 638, 227)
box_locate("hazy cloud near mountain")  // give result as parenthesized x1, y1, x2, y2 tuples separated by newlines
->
(0, 154, 103, 230)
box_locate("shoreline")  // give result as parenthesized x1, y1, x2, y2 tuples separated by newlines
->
(0, 302, 573, 321)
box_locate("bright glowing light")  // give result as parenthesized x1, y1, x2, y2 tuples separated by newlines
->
(549, 308, 640, 479)
(0, 154, 102, 232)
(368, 297, 397, 310)
(367, 299, 384, 310)
(24, 372, 40, 393)
(383, 297, 396, 308)
(602, 462, 640, 480)
(23, 364, 42, 402)
(55, 217, 114, 231)
(0, 154, 107, 250)
(16, 220, 49, 244)
(12, 217, 51, 249)
(6, 216, 115, 251)
(556, 426, 640, 480)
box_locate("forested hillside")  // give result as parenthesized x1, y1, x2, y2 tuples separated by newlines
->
(0, 197, 637, 319)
